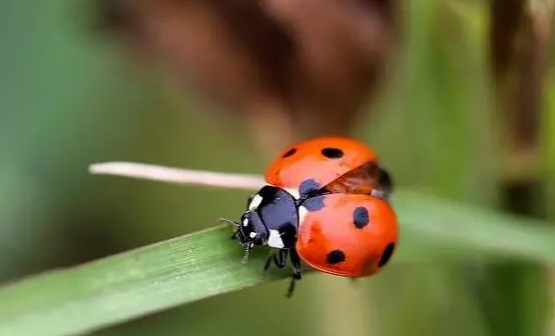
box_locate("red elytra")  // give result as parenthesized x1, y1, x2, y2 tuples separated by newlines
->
(264, 136, 380, 194)
(296, 193, 398, 277)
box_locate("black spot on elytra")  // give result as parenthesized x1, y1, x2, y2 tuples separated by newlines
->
(282, 148, 297, 158)
(353, 206, 370, 229)
(298, 179, 325, 211)
(278, 222, 297, 247)
(299, 179, 321, 197)
(302, 196, 325, 212)
(326, 249, 346, 264)
(378, 243, 395, 268)
(321, 147, 344, 159)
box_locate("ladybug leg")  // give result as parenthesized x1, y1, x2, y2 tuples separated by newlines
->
(273, 249, 288, 269)
(262, 250, 275, 274)
(263, 249, 289, 274)
(285, 248, 302, 298)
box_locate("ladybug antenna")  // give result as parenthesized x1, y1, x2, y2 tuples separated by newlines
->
(219, 217, 251, 262)
(218, 217, 244, 241)
(219, 217, 240, 227)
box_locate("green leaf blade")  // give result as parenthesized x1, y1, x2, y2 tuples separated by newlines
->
(0, 226, 286, 336)
(1, 190, 555, 336)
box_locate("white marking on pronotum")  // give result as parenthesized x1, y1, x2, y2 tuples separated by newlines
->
(284, 188, 300, 199)
(268, 229, 285, 249)
(243, 218, 249, 227)
(248, 194, 263, 210)
(298, 205, 308, 225)
(249, 232, 257, 238)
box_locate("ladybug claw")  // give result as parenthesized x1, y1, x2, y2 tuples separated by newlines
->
(285, 248, 302, 298)
(285, 276, 300, 299)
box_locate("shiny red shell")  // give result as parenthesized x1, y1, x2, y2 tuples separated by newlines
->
(296, 194, 398, 277)
(262, 136, 398, 278)
(264, 136, 379, 193)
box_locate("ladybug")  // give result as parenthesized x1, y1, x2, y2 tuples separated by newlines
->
(221, 136, 398, 297)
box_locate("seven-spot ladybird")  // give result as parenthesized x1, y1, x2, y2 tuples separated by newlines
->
(222, 136, 398, 297)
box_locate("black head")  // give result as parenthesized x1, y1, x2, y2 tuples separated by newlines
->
(220, 191, 272, 260)
(223, 185, 300, 260)
(238, 210, 269, 248)
(221, 210, 268, 260)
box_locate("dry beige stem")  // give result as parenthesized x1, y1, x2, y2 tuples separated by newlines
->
(89, 162, 265, 190)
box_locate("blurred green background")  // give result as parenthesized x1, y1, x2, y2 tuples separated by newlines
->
(1, 0, 555, 336)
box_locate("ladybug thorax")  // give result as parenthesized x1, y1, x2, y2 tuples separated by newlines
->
(238, 185, 299, 249)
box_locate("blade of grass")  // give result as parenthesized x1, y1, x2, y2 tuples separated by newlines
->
(1, 188, 555, 336)
(0, 225, 286, 336)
